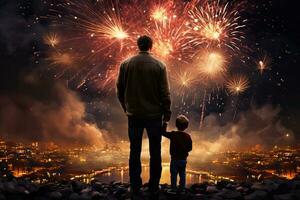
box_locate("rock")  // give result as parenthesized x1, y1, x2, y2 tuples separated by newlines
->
(59, 187, 73, 198)
(216, 180, 231, 190)
(190, 183, 207, 194)
(190, 193, 206, 199)
(293, 181, 300, 190)
(38, 183, 57, 193)
(113, 186, 127, 198)
(225, 183, 234, 189)
(251, 181, 278, 192)
(91, 191, 107, 200)
(72, 181, 86, 193)
(274, 182, 293, 194)
(14, 185, 29, 194)
(79, 193, 92, 200)
(209, 196, 223, 200)
(291, 190, 300, 200)
(81, 187, 92, 194)
(206, 185, 218, 193)
(166, 189, 177, 195)
(102, 187, 109, 193)
(273, 193, 294, 200)
(32, 197, 48, 200)
(244, 190, 268, 200)
(217, 189, 242, 199)
(92, 182, 104, 192)
(25, 183, 38, 193)
(4, 181, 15, 192)
(0, 183, 4, 192)
(69, 193, 80, 200)
(235, 186, 249, 193)
(0, 193, 6, 200)
(49, 191, 62, 200)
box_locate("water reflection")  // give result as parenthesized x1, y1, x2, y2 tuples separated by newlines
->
(94, 163, 227, 186)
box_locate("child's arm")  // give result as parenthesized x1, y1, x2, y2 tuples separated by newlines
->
(161, 122, 172, 139)
(187, 135, 192, 152)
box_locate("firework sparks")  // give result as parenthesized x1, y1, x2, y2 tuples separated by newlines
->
(226, 75, 249, 95)
(44, 33, 60, 47)
(172, 70, 197, 90)
(187, 0, 246, 52)
(95, 12, 129, 40)
(151, 6, 168, 22)
(43, 0, 259, 129)
(47, 0, 251, 101)
(146, 8, 190, 61)
(257, 55, 270, 74)
(52, 0, 132, 59)
(93, 50, 137, 92)
(197, 51, 227, 80)
(49, 52, 74, 66)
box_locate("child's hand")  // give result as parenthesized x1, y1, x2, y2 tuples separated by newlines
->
(162, 121, 168, 131)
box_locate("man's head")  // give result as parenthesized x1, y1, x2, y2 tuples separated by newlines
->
(176, 115, 189, 131)
(137, 35, 153, 51)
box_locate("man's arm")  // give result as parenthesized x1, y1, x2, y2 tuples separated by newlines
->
(160, 65, 171, 122)
(116, 63, 126, 112)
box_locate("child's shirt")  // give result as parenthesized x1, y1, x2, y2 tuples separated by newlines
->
(162, 124, 192, 160)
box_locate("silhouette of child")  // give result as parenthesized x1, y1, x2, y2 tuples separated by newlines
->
(162, 115, 192, 192)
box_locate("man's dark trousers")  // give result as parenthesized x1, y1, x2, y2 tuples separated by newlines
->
(128, 117, 162, 192)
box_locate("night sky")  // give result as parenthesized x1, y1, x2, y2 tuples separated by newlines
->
(0, 0, 299, 147)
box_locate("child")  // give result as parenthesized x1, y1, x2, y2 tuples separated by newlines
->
(162, 115, 192, 192)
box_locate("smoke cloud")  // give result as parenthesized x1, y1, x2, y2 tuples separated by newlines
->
(186, 104, 295, 162)
(0, 75, 105, 146)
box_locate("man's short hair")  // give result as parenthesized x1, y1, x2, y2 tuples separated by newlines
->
(137, 35, 153, 51)
(176, 115, 189, 131)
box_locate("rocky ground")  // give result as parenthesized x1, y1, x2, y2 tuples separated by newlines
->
(1, 176, 300, 200)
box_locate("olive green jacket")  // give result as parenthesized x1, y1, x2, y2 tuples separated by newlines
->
(116, 51, 171, 121)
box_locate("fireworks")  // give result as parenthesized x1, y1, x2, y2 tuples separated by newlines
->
(46, 0, 250, 87)
(49, 52, 74, 66)
(197, 51, 227, 80)
(151, 6, 168, 22)
(43, 0, 269, 128)
(44, 33, 60, 47)
(93, 50, 137, 92)
(226, 75, 249, 95)
(187, 0, 246, 52)
(94, 12, 129, 40)
(172, 70, 197, 90)
(257, 55, 270, 74)
(52, 0, 132, 59)
(146, 5, 191, 61)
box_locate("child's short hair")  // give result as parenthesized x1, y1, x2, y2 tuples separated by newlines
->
(176, 115, 189, 131)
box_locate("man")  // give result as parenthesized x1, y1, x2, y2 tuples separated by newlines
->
(116, 35, 171, 196)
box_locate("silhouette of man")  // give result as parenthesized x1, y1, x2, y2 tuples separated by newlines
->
(116, 35, 171, 195)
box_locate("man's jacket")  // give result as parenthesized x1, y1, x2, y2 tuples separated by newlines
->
(116, 51, 171, 121)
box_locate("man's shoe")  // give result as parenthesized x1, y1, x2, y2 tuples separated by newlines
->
(129, 187, 141, 200)
(129, 187, 141, 195)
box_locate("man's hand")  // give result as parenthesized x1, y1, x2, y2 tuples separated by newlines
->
(162, 113, 171, 122)
(162, 121, 168, 131)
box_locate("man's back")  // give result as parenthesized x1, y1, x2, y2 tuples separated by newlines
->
(117, 35, 171, 195)
(117, 51, 171, 120)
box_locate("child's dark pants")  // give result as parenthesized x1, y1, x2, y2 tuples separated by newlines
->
(170, 159, 187, 190)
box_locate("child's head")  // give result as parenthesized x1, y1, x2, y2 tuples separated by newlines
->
(175, 115, 189, 131)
